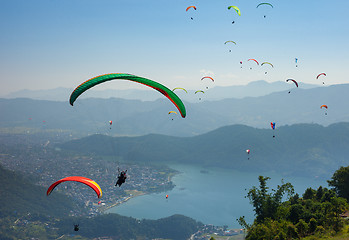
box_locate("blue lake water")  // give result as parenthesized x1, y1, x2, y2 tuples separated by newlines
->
(107, 164, 326, 228)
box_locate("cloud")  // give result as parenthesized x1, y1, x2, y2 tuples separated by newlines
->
(199, 69, 215, 77)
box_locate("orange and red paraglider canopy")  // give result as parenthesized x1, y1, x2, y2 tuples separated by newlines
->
(47, 176, 102, 198)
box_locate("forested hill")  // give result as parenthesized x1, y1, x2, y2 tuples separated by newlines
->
(0, 164, 84, 217)
(59, 122, 349, 179)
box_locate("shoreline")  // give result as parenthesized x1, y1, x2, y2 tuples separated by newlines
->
(101, 170, 178, 213)
(101, 190, 147, 212)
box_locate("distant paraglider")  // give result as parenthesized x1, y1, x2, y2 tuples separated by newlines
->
(316, 73, 326, 85)
(109, 120, 113, 129)
(227, 6, 241, 24)
(201, 76, 214, 89)
(186, 6, 197, 20)
(286, 79, 298, 93)
(261, 62, 274, 74)
(246, 149, 250, 160)
(248, 59, 259, 69)
(224, 41, 236, 52)
(195, 90, 205, 100)
(271, 122, 276, 138)
(320, 105, 328, 115)
(256, 3, 273, 18)
(168, 111, 178, 120)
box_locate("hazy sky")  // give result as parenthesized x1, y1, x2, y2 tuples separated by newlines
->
(1, 0, 348, 96)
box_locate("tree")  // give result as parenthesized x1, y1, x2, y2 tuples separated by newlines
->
(246, 176, 294, 223)
(328, 166, 349, 201)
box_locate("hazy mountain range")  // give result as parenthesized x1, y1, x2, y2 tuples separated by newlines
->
(0, 82, 347, 137)
(2, 80, 318, 102)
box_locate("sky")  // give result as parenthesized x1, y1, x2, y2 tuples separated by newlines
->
(1, 0, 349, 96)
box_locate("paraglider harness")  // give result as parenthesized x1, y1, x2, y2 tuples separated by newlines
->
(115, 168, 127, 187)
(74, 224, 79, 231)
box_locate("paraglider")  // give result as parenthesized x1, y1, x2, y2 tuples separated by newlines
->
(295, 58, 298, 67)
(47, 176, 102, 199)
(261, 62, 273, 74)
(246, 149, 250, 160)
(256, 3, 273, 18)
(271, 122, 276, 138)
(195, 90, 205, 101)
(286, 79, 298, 93)
(316, 73, 326, 85)
(201, 76, 214, 89)
(109, 120, 112, 129)
(321, 105, 328, 115)
(168, 111, 177, 120)
(115, 168, 127, 187)
(166, 194, 169, 199)
(248, 59, 259, 69)
(186, 6, 197, 20)
(227, 6, 241, 24)
(69, 73, 186, 118)
(224, 41, 236, 52)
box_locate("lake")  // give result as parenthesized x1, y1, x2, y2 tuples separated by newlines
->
(107, 164, 326, 228)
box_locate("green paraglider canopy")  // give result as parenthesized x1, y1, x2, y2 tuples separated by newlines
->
(70, 73, 186, 118)
(256, 3, 273, 8)
(228, 6, 241, 16)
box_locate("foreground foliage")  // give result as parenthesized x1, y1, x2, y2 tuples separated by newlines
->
(239, 174, 349, 240)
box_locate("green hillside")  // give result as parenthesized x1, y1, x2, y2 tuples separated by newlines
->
(0, 164, 84, 218)
(58, 122, 349, 179)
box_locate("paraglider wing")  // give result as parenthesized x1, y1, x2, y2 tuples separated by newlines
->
(47, 176, 102, 198)
(270, 122, 276, 129)
(201, 76, 214, 82)
(320, 105, 328, 109)
(168, 111, 178, 115)
(227, 6, 241, 16)
(224, 40, 237, 45)
(256, 3, 273, 8)
(195, 90, 205, 94)
(316, 73, 326, 79)
(70, 73, 186, 118)
(261, 62, 274, 67)
(286, 79, 298, 87)
(186, 6, 197, 11)
(109, 121, 112, 125)
(248, 59, 259, 65)
(246, 149, 250, 154)
(172, 87, 188, 93)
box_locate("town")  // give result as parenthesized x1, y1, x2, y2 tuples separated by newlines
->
(0, 131, 177, 217)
